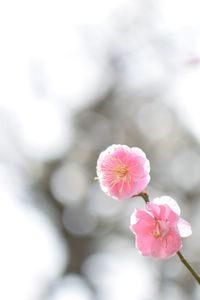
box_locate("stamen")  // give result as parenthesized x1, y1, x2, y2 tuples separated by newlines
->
(153, 220, 169, 238)
(114, 165, 129, 180)
(153, 222, 161, 238)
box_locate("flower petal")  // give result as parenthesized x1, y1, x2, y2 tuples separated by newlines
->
(177, 218, 192, 237)
(160, 229, 182, 259)
(130, 208, 154, 227)
(152, 196, 181, 215)
(135, 234, 156, 256)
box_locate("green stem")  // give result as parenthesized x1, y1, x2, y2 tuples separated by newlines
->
(138, 191, 149, 204)
(137, 191, 200, 284)
(177, 251, 200, 284)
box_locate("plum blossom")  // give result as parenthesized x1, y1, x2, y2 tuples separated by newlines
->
(130, 196, 192, 259)
(96, 144, 150, 201)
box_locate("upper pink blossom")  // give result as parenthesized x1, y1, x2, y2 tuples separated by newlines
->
(130, 196, 192, 259)
(96, 144, 150, 201)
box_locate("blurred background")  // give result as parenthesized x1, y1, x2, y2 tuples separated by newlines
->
(0, 0, 200, 299)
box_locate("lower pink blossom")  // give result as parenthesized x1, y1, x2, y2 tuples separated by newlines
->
(130, 196, 192, 259)
(96, 144, 150, 201)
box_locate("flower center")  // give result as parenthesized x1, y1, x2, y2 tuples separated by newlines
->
(153, 222, 162, 238)
(153, 220, 169, 238)
(114, 165, 129, 180)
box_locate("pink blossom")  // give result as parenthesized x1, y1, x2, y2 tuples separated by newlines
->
(130, 196, 192, 259)
(96, 144, 150, 201)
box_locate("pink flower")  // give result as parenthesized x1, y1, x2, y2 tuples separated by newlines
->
(96, 144, 150, 201)
(130, 196, 192, 259)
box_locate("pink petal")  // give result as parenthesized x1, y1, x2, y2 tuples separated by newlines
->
(109, 182, 130, 201)
(150, 238, 163, 258)
(149, 203, 178, 224)
(147, 202, 161, 219)
(130, 161, 146, 177)
(130, 209, 155, 237)
(152, 196, 181, 215)
(131, 177, 150, 196)
(131, 147, 150, 173)
(130, 209, 138, 226)
(177, 218, 192, 237)
(135, 234, 156, 256)
(130, 208, 154, 226)
(160, 229, 182, 259)
(131, 147, 147, 159)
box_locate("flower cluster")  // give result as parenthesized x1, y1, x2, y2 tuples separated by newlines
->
(96, 144, 192, 260)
